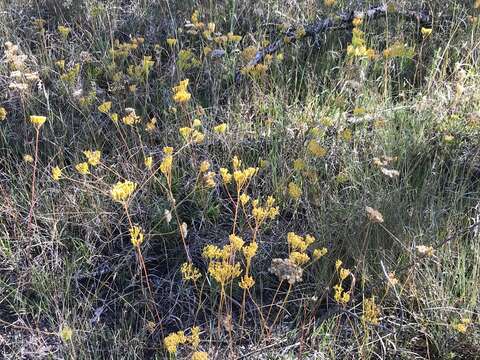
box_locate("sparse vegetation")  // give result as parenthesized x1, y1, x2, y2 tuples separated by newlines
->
(1, 0, 480, 359)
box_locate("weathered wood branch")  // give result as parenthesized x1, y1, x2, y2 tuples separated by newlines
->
(236, 4, 433, 81)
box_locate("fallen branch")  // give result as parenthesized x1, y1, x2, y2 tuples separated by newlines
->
(236, 4, 433, 81)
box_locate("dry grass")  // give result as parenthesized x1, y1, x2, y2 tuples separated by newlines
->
(0, 0, 480, 359)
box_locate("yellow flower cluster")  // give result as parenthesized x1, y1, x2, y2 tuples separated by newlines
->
(452, 318, 471, 334)
(307, 140, 327, 157)
(163, 330, 187, 354)
(252, 196, 279, 225)
(333, 259, 351, 305)
(144, 156, 153, 170)
(52, 166, 62, 181)
(288, 182, 302, 200)
(239, 275, 255, 290)
(129, 225, 144, 247)
(160, 146, 174, 179)
(286, 232, 319, 265)
(362, 297, 381, 325)
(110, 180, 137, 203)
(192, 351, 208, 360)
(98, 101, 111, 114)
(383, 41, 415, 59)
(30, 115, 47, 128)
(0, 107, 7, 121)
(181, 262, 202, 282)
(75, 162, 90, 175)
(213, 123, 227, 134)
(57, 25, 71, 38)
(179, 126, 205, 144)
(83, 150, 101, 166)
(172, 79, 191, 104)
(60, 63, 80, 84)
(208, 261, 242, 286)
(346, 20, 376, 59)
(109, 37, 144, 58)
(312, 247, 328, 260)
(229, 234, 245, 250)
(122, 109, 141, 126)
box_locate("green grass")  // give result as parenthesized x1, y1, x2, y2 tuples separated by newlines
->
(0, 0, 479, 359)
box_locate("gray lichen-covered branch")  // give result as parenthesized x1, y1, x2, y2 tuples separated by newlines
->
(236, 4, 433, 81)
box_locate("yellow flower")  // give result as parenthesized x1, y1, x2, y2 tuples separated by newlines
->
(202, 244, 223, 259)
(239, 193, 250, 205)
(166, 38, 177, 46)
(160, 155, 173, 178)
(421, 27, 432, 37)
(122, 112, 141, 126)
(452, 322, 468, 334)
(293, 159, 306, 171)
(219, 168, 232, 184)
(333, 284, 350, 305)
(98, 101, 112, 114)
(130, 225, 144, 247)
(242, 242, 258, 261)
(339, 268, 351, 280)
(352, 17, 363, 27)
(340, 128, 352, 141)
(23, 154, 34, 163)
(192, 130, 205, 143)
(362, 297, 381, 325)
(192, 351, 208, 360)
(83, 150, 101, 166)
(30, 115, 47, 128)
(164, 331, 187, 354)
(179, 126, 193, 139)
(110, 180, 137, 203)
(172, 79, 191, 104)
(163, 146, 173, 155)
(295, 26, 306, 39)
(146, 117, 157, 132)
(208, 261, 242, 285)
(307, 140, 327, 157)
(190, 326, 201, 348)
(144, 156, 153, 170)
(289, 251, 310, 265)
(239, 275, 255, 290)
(75, 162, 90, 175)
(288, 182, 302, 200)
(335, 259, 343, 271)
(0, 107, 7, 121)
(192, 118, 202, 128)
(229, 234, 245, 251)
(313, 247, 328, 259)
(287, 232, 307, 252)
(57, 25, 71, 38)
(59, 325, 73, 342)
(55, 59, 65, 71)
(110, 113, 119, 122)
(213, 123, 227, 134)
(181, 262, 202, 282)
(203, 171, 215, 188)
(199, 160, 210, 173)
(444, 134, 454, 142)
(52, 166, 62, 181)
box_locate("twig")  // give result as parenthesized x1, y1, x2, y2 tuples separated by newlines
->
(236, 4, 434, 81)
